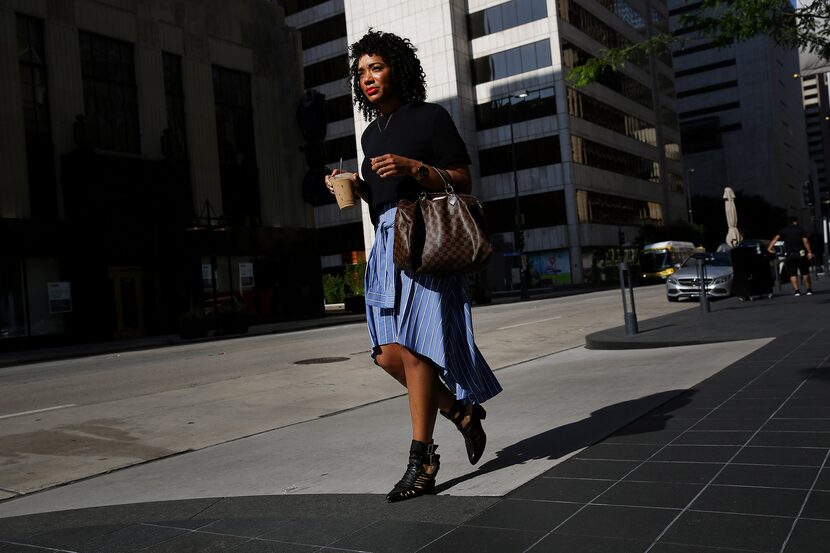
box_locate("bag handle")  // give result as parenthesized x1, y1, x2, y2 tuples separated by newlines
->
(433, 167, 455, 195)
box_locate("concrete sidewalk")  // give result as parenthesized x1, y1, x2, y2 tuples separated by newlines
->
(0, 284, 828, 552)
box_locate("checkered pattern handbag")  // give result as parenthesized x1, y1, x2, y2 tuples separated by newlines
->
(393, 167, 493, 276)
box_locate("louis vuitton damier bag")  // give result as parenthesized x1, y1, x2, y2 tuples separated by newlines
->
(393, 167, 493, 276)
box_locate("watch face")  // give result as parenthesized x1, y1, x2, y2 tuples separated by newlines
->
(417, 164, 429, 180)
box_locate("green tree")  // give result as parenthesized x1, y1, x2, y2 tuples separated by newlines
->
(568, 0, 829, 87)
(322, 273, 345, 304)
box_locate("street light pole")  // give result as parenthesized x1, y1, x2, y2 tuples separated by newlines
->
(822, 197, 830, 276)
(685, 168, 696, 224)
(508, 90, 529, 299)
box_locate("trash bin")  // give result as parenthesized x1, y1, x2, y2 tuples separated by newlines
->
(731, 247, 774, 300)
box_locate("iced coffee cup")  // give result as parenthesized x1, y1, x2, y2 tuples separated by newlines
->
(332, 173, 356, 210)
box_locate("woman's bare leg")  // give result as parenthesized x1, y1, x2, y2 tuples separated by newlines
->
(374, 344, 406, 386)
(374, 344, 455, 442)
(399, 347, 454, 442)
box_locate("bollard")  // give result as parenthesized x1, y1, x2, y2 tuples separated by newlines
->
(696, 256, 710, 313)
(618, 261, 639, 335)
(823, 216, 829, 277)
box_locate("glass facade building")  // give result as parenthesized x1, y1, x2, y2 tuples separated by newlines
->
(283, 0, 686, 289)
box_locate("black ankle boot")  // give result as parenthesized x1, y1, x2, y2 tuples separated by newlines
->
(385, 440, 440, 503)
(441, 400, 487, 465)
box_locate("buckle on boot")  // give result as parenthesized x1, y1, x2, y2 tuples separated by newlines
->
(426, 443, 438, 465)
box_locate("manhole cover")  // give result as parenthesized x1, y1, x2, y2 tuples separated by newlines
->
(294, 357, 349, 365)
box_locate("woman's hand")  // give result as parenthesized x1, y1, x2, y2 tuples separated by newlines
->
(370, 154, 417, 179)
(325, 168, 370, 202)
(324, 168, 355, 195)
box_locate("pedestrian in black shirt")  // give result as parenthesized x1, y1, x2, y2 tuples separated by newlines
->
(768, 216, 814, 296)
(324, 30, 501, 502)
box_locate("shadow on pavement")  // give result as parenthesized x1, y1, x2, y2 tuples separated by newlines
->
(435, 389, 696, 493)
(635, 324, 676, 335)
(800, 365, 830, 382)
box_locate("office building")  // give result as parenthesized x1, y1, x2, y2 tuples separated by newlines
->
(667, 0, 810, 220)
(284, 0, 686, 288)
(280, 0, 367, 272)
(800, 67, 830, 215)
(1, 0, 319, 345)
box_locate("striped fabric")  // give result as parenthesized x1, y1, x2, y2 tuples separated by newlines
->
(365, 205, 502, 405)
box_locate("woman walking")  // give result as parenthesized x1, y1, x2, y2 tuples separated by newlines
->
(325, 30, 501, 502)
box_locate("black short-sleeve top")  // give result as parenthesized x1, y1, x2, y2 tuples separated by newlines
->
(360, 102, 471, 215)
(778, 224, 807, 252)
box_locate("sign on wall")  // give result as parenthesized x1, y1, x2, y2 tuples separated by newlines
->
(202, 264, 213, 289)
(47, 282, 72, 314)
(239, 263, 255, 289)
(527, 250, 572, 287)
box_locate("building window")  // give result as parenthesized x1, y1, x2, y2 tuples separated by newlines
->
(673, 41, 720, 57)
(593, 0, 646, 32)
(651, 6, 669, 32)
(79, 31, 140, 153)
(668, 2, 702, 16)
(661, 107, 680, 132)
(558, 0, 631, 52)
(467, 0, 547, 40)
(213, 65, 256, 166)
(576, 189, 663, 225)
(665, 142, 682, 162)
(566, 88, 657, 146)
(326, 94, 354, 123)
(276, 0, 330, 16)
(571, 135, 660, 182)
(162, 52, 187, 160)
(676, 80, 738, 99)
(478, 135, 561, 177)
(678, 101, 740, 120)
(475, 87, 555, 131)
(675, 58, 736, 78)
(561, 41, 653, 109)
(304, 54, 349, 89)
(666, 171, 684, 192)
(300, 13, 346, 50)
(324, 134, 357, 164)
(18, 14, 50, 138)
(672, 23, 705, 36)
(18, 13, 57, 219)
(471, 40, 552, 85)
(484, 191, 568, 232)
(658, 73, 676, 98)
(213, 65, 259, 225)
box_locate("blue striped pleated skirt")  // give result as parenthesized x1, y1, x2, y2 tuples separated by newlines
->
(365, 205, 502, 405)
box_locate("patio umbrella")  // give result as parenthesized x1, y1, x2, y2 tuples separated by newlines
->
(723, 186, 742, 248)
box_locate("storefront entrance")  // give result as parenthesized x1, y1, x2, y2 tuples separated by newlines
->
(109, 267, 149, 339)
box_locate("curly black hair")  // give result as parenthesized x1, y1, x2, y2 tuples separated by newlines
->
(349, 29, 427, 121)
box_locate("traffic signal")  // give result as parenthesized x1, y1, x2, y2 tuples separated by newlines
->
(514, 229, 525, 252)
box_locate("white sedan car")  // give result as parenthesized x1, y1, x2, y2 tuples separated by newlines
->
(666, 252, 733, 302)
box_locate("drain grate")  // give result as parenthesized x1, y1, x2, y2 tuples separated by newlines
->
(294, 357, 349, 365)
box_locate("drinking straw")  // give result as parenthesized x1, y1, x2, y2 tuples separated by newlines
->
(339, 157, 343, 172)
